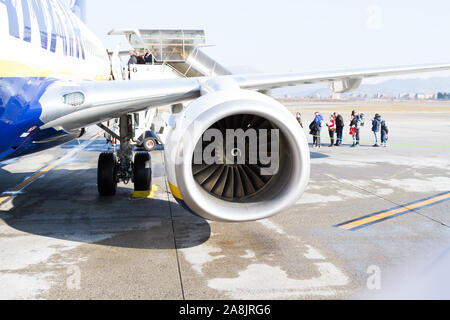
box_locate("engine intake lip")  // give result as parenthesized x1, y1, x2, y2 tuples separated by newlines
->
(175, 97, 310, 222)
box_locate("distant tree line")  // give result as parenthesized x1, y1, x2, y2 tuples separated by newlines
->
(437, 92, 450, 100)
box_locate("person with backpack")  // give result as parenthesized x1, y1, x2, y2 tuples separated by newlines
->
(326, 114, 336, 147)
(309, 112, 323, 147)
(381, 120, 389, 147)
(351, 110, 364, 146)
(371, 113, 382, 147)
(333, 112, 344, 146)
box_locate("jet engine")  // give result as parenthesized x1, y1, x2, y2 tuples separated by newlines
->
(164, 87, 310, 222)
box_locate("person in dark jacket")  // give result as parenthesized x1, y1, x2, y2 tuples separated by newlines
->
(295, 112, 303, 128)
(309, 120, 319, 148)
(381, 120, 389, 147)
(309, 112, 322, 148)
(312, 112, 323, 147)
(127, 50, 138, 66)
(371, 114, 382, 147)
(309, 119, 320, 148)
(144, 50, 154, 64)
(333, 112, 344, 146)
(127, 51, 138, 79)
(136, 50, 145, 64)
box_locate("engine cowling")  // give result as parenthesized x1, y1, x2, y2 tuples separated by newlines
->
(164, 88, 310, 222)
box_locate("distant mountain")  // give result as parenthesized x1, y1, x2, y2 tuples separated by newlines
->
(271, 77, 450, 98)
(271, 83, 327, 97)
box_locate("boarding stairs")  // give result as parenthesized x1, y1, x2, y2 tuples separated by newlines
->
(106, 29, 232, 148)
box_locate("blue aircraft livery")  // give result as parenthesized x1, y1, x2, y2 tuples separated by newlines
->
(0, 0, 111, 161)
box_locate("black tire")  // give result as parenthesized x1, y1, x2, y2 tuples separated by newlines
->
(142, 137, 157, 152)
(133, 152, 152, 191)
(97, 152, 117, 196)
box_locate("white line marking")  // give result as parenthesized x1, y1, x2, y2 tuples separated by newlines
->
(304, 245, 326, 260)
(257, 219, 286, 234)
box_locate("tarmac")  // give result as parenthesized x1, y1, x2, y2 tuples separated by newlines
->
(0, 101, 449, 299)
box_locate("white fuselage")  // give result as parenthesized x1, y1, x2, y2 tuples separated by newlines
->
(0, 0, 110, 80)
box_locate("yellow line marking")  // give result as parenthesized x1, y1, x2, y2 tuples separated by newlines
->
(339, 192, 450, 230)
(168, 181, 183, 200)
(132, 185, 158, 199)
(0, 196, 10, 206)
(0, 135, 99, 207)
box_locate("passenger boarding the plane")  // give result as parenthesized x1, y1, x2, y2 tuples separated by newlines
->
(144, 50, 154, 64)
(136, 50, 145, 64)
(127, 50, 138, 79)
(128, 50, 138, 66)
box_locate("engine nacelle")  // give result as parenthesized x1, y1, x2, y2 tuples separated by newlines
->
(164, 89, 310, 222)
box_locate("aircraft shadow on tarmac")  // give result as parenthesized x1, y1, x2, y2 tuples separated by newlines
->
(0, 168, 211, 250)
(309, 151, 329, 159)
(1, 143, 329, 250)
(0, 166, 33, 191)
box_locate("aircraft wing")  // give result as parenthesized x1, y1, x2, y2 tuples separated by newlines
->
(40, 78, 203, 131)
(231, 63, 450, 92)
(40, 63, 450, 131)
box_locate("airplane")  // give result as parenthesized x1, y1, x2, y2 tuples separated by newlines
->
(1, 0, 450, 222)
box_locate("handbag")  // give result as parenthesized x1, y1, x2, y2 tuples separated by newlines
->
(349, 127, 355, 135)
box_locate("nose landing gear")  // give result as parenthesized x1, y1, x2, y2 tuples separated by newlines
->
(133, 151, 152, 191)
(97, 152, 118, 196)
(97, 115, 152, 196)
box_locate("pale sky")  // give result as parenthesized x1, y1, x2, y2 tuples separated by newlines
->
(86, 0, 450, 78)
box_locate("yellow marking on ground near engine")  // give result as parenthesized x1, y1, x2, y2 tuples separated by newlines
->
(132, 185, 158, 199)
(168, 181, 183, 200)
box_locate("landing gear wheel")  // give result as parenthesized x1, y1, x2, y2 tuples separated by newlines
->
(98, 152, 117, 196)
(142, 137, 157, 152)
(133, 152, 152, 191)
